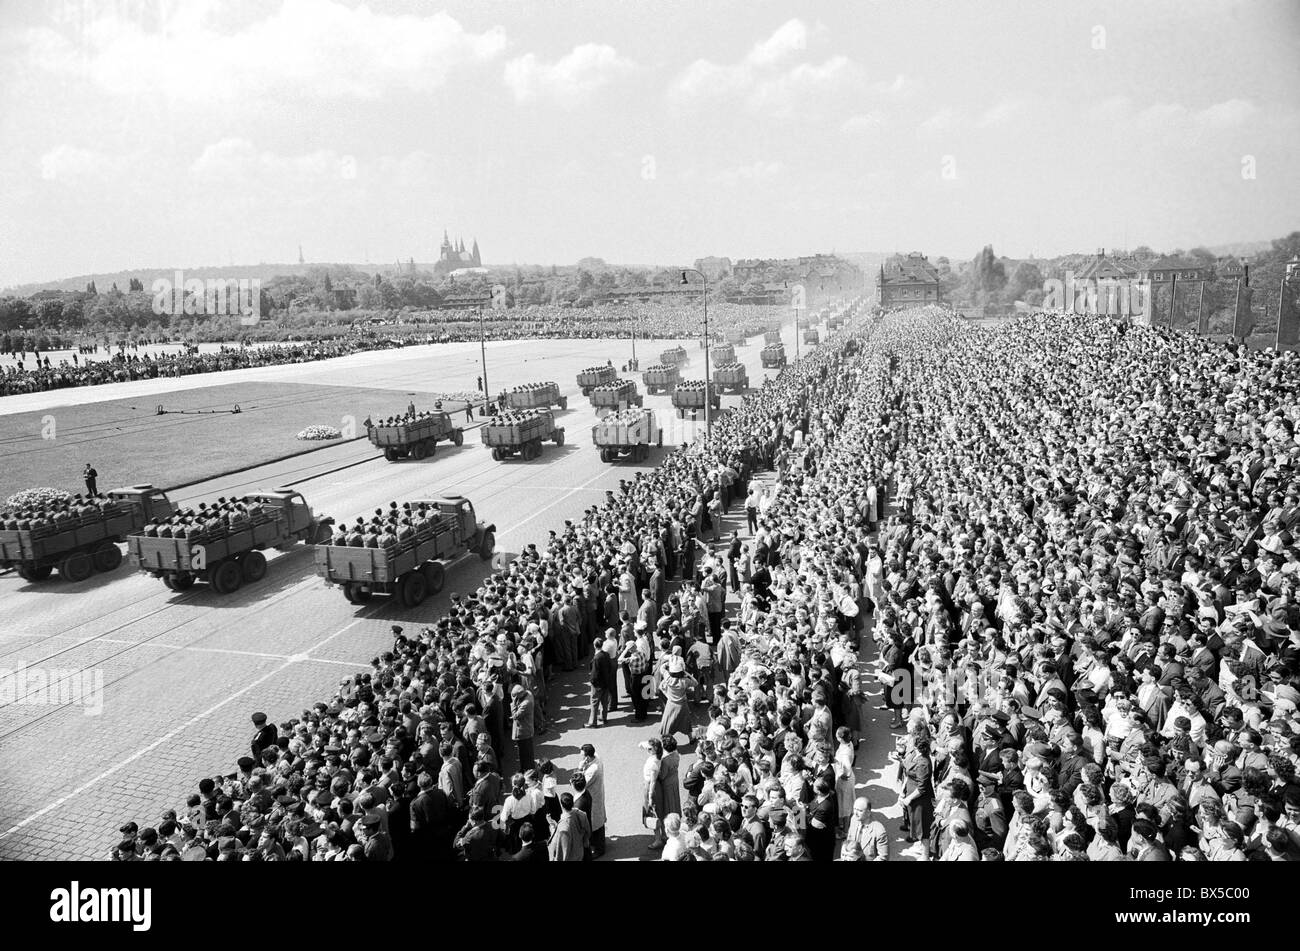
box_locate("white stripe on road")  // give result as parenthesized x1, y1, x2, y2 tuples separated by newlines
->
(0, 617, 365, 843)
(499, 467, 616, 536)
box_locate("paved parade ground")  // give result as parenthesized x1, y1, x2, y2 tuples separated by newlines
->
(0, 323, 899, 860)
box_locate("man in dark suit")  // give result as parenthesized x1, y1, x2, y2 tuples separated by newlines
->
(1056, 733, 1089, 798)
(1129, 819, 1171, 860)
(505, 821, 548, 862)
(408, 772, 454, 861)
(586, 638, 615, 727)
(250, 712, 277, 761)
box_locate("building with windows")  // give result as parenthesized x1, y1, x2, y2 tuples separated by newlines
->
(877, 252, 941, 308)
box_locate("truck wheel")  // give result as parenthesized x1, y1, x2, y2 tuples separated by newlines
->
(453, 429, 464, 446)
(599, 448, 610, 463)
(411, 441, 429, 461)
(422, 561, 446, 595)
(491, 447, 502, 462)
(23, 564, 52, 582)
(92, 541, 123, 573)
(581, 387, 590, 397)
(171, 571, 196, 591)
(554, 428, 565, 446)
(60, 552, 93, 583)
(400, 571, 428, 608)
(162, 574, 175, 590)
(384, 448, 399, 462)
(343, 583, 357, 604)
(241, 550, 268, 583)
(211, 560, 242, 595)
(479, 530, 496, 561)
(558, 396, 568, 411)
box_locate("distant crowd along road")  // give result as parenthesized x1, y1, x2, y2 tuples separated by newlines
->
(0, 300, 803, 396)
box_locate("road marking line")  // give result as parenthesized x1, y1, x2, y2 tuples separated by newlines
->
(500, 467, 613, 536)
(0, 635, 365, 667)
(0, 617, 364, 843)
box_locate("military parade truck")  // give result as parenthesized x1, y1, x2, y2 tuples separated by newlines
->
(369, 412, 464, 462)
(761, 344, 788, 368)
(592, 408, 662, 463)
(659, 345, 689, 367)
(763, 330, 782, 346)
(505, 382, 568, 412)
(481, 409, 566, 461)
(314, 497, 494, 608)
(712, 362, 750, 395)
(827, 313, 844, 331)
(672, 381, 721, 419)
(590, 379, 644, 415)
(576, 365, 617, 396)
(127, 489, 334, 595)
(727, 328, 748, 346)
(1, 485, 175, 583)
(710, 343, 737, 365)
(803, 328, 821, 346)
(642, 363, 680, 395)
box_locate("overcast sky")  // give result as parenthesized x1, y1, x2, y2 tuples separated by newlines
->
(1, 0, 1297, 287)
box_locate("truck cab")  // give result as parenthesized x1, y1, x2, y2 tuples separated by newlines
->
(111, 484, 176, 522)
(437, 496, 496, 548)
(251, 489, 315, 534)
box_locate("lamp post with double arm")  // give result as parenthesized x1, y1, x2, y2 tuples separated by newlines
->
(679, 268, 711, 437)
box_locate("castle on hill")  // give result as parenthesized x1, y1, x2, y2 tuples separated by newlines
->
(433, 230, 482, 276)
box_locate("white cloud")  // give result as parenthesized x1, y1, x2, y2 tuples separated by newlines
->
(977, 99, 1023, 127)
(190, 139, 359, 188)
(871, 73, 917, 98)
(917, 108, 956, 137)
(1196, 99, 1257, 128)
(14, 1, 508, 101)
(1086, 95, 1132, 123)
(503, 43, 635, 106)
(712, 161, 784, 187)
(1136, 102, 1189, 126)
(746, 19, 817, 67)
(841, 111, 884, 134)
(674, 58, 752, 100)
(39, 145, 131, 182)
(748, 55, 858, 116)
(671, 19, 853, 115)
(1086, 97, 1256, 131)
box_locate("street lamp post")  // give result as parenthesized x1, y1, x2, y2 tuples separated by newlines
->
(478, 306, 489, 412)
(680, 268, 711, 436)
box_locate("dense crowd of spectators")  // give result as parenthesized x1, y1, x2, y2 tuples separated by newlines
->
(419, 301, 787, 344)
(0, 339, 402, 396)
(111, 301, 1300, 862)
(656, 307, 1300, 861)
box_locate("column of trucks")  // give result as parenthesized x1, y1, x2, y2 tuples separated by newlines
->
(127, 489, 334, 594)
(1, 485, 174, 583)
(313, 497, 494, 608)
(12, 329, 817, 597)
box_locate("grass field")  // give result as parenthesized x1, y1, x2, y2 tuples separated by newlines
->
(0, 381, 459, 499)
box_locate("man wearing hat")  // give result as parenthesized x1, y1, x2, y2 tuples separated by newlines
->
(250, 711, 277, 761)
(356, 812, 392, 861)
